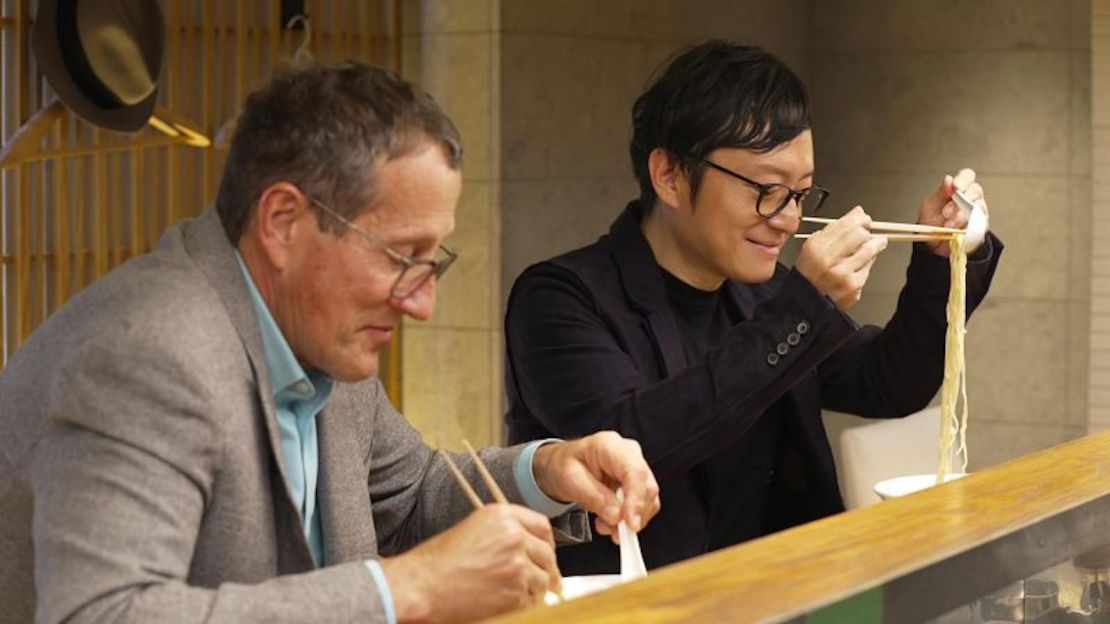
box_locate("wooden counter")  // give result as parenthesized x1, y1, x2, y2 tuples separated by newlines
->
(490, 432, 1110, 623)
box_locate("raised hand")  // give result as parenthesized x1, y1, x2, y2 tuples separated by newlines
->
(917, 168, 990, 256)
(795, 206, 888, 310)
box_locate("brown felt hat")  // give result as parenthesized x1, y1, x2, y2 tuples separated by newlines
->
(32, 0, 164, 132)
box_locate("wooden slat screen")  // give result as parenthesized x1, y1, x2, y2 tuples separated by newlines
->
(0, 0, 402, 402)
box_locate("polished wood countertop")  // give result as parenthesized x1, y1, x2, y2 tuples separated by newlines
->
(490, 432, 1110, 623)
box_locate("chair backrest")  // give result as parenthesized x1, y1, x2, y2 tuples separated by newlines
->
(823, 406, 942, 509)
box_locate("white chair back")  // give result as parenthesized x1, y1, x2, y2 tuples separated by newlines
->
(823, 406, 942, 509)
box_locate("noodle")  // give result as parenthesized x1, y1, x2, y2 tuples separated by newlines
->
(936, 233, 969, 483)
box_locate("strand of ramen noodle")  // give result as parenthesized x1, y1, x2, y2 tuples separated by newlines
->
(936, 233, 969, 483)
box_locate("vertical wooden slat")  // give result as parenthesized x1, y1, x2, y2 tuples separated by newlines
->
(331, 2, 341, 61)
(130, 148, 142, 260)
(31, 160, 41, 326)
(251, 1, 262, 88)
(14, 165, 26, 346)
(341, 0, 351, 60)
(108, 151, 120, 269)
(269, 0, 280, 75)
(236, 0, 246, 114)
(13, 0, 28, 349)
(201, 0, 214, 203)
(73, 154, 86, 289)
(391, 0, 401, 73)
(360, 0, 372, 62)
(166, 0, 180, 227)
(92, 130, 107, 279)
(181, 0, 196, 226)
(52, 115, 69, 307)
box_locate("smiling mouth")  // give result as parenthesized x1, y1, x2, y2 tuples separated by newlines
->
(747, 238, 784, 251)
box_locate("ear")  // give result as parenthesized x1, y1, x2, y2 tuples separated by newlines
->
(252, 182, 310, 271)
(648, 148, 688, 212)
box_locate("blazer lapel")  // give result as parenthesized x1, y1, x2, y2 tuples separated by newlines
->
(180, 207, 315, 569)
(316, 387, 377, 565)
(608, 202, 687, 376)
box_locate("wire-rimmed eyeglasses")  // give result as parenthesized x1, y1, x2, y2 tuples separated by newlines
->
(690, 154, 830, 218)
(307, 196, 458, 300)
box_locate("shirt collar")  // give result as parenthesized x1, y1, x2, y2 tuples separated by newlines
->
(235, 253, 334, 404)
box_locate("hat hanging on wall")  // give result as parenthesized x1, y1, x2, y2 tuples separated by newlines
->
(32, 0, 164, 132)
(0, 0, 209, 169)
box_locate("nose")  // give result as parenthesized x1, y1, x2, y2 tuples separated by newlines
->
(392, 277, 438, 321)
(767, 196, 802, 234)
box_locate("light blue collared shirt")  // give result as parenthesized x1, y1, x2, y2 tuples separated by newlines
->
(236, 255, 571, 624)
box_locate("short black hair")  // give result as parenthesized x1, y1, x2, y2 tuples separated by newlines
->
(217, 61, 462, 243)
(630, 41, 810, 209)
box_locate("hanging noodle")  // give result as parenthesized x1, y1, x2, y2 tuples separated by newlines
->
(936, 233, 969, 483)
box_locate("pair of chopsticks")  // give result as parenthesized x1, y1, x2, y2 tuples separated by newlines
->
(439, 441, 566, 603)
(796, 216, 962, 242)
(439, 440, 509, 507)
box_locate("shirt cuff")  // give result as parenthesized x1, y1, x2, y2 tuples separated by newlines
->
(515, 439, 576, 518)
(364, 559, 397, 624)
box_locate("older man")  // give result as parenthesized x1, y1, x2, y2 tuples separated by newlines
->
(0, 62, 659, 624)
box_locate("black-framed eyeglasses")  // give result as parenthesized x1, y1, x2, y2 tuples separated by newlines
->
(691, 155, 830, 218)
(307, 196, 459, 300)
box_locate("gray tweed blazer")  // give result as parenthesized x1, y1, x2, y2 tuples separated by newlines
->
(0, 207, 532, 623)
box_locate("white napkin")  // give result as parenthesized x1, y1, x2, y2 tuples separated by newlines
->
(616, 488, 647, 582)
(544, 489, 647, 605)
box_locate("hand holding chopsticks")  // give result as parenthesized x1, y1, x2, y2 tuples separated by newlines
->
(438, 443, 566, 605)
(794, 207, 889, 311)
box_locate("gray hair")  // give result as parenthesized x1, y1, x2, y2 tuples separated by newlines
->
(216, 61, 463, 242)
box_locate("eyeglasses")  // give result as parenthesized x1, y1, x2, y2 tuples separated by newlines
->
(691, 155, 830, 218)
(307, 196, 458, 300)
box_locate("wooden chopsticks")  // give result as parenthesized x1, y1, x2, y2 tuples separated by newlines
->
(438, 447, 486, 508)
(794, 232, 952, 241)
(439, 441, 566, 602)
(797, 216, 962, 242)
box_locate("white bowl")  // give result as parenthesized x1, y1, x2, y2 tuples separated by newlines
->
(873, 472, 967, 500)
(544, 574, 622, 605)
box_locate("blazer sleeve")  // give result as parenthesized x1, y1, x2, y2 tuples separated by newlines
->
(31, 327, 391, 624)
(506, 262, 858, 476)
(818, 234, 1003, 416)
(361, 381, 537, 555)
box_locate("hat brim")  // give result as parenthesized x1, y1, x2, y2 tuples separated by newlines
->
(32, 0, 161, 133)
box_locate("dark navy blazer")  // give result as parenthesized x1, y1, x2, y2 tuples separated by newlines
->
(505, 201, 1002, 574)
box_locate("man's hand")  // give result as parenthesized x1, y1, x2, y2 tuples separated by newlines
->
(795, 206, 888, 310)
(379, 504, 560, 623)
(917, 167, 990, 256)
(532, 431, 660, 542)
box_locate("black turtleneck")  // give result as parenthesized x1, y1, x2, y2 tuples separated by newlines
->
(660, 268, 781, 549)
(660, 269, 732, 364)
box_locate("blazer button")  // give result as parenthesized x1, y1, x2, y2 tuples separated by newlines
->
(796, 321, 810, 335)
(767, 352, 780, 366)
(787, 332, 801, 346)
(776, 342, 789, 355)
